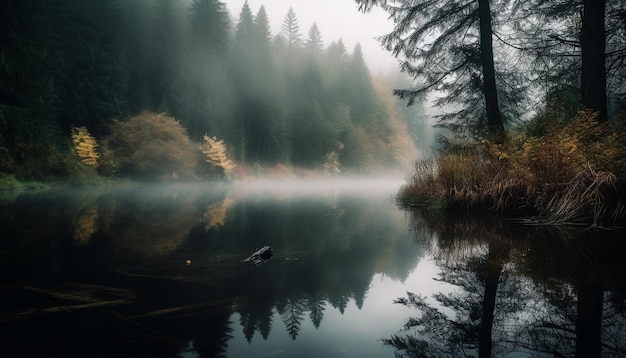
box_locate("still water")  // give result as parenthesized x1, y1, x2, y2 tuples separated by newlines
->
(0, 179, 625, 357)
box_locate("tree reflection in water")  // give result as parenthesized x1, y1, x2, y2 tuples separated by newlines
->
(386, 211, 626, 358)
(0, 180, 420, 357)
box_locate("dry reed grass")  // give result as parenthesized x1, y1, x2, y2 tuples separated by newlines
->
(397, 110, 626, 226)
(538, 166, 625, 226)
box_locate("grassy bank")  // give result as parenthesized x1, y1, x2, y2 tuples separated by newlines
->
(397, 110, 626, 226)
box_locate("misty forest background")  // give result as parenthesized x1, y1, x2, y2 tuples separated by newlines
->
(0, 0, 431, 182)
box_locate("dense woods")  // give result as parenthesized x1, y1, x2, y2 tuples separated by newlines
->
(356, 0, 626, 225)
(0, 0, 423, 182)
(2, 0, 626, 225)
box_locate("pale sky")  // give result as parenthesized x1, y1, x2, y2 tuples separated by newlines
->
(224, 0, 399, 74)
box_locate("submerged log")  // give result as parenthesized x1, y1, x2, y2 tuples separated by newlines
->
(243, 246, 273, 265)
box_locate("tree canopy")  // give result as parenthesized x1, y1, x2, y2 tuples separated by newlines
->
(356, 0, 626, 140)
(0, 0, 422, 180)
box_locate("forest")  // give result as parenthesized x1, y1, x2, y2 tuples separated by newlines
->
(0, 0, 426, 184)
(352, 0, 626, 225)
(2, 0, 626, 225)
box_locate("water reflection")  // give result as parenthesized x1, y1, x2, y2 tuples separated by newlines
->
(0, 179, 419, 357)
(388, 211, 626, 358)
(3, 181, 623, 357)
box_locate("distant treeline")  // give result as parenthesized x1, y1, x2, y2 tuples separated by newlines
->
(0, 0, 431, 180)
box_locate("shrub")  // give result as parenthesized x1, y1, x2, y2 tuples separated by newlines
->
(398, 109, 626, 225)
(100, 111, 199, 180)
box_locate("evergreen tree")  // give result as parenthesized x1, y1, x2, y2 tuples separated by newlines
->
(511, 0, 625, 123)
(231, 1, 256, 162)
(44, 0, 127, 134)
(346, 44, 376, 126)
(189, 0, 230, 51)
(580, 0, 608, 122)
(231, 1, 282, 163)
(305, 23, 325, 55)
(174, 0, 232, 139)
(0, 0, 58, 160)
(356, 0, 508, 141)
(121, 0, 153, 115)
(282, 7, 302, 52)
(253, 6, 285, 162)
(149, 0, 184, 112)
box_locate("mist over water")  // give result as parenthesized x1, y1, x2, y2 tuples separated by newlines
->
(1, 177, 625, 357)
(230, 176, 405, 198)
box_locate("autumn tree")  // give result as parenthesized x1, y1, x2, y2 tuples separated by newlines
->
(71, 126, 99, 167)
(200, 134, 235, 176)
(100, 111, 198, 180)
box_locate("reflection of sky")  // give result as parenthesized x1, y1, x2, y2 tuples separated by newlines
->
(224, 259, 457, 357)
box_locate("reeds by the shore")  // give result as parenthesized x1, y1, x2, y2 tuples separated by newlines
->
(397, 110, 626, 226)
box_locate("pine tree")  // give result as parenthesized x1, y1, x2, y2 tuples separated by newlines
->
(175, 0, 232, 140)
(305, 23, 325, 55)
(149, 0, 184, 111)
(281, 7, 302, 51)
(356, 0, 508, 141)
(189, 0, 229, 51)
(44, 0, 127, 134)
(347, 43, 376, 125)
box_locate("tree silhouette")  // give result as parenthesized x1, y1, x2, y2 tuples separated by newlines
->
(282, 7, 302, 51)
(356, 0, 507, 141)
(279, 297, 307, 340)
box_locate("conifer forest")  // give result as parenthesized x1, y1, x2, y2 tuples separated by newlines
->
(2, 2, 626, 357)
(0, 0, 426, 183)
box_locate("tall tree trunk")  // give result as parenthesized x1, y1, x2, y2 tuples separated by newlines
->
(477, 0, 505, 142)
(479, 259, 501, 358)
(575, 283, 603, 358)
(479, 239, 509, 358)
(581, 0, 608, 123)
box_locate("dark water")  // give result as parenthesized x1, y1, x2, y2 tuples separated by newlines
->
(0, 179, 625, 357)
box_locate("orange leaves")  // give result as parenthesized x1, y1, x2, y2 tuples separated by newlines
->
(200, 134, 234, 175)
(71, 126, 99, 167)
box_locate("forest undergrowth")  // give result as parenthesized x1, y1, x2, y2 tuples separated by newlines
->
(397, 109, 626, 226)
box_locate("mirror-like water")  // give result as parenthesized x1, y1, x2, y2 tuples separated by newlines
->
(1, 179, 625, 357)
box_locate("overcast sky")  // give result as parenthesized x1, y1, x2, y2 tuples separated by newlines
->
(224, 0, 399, 74)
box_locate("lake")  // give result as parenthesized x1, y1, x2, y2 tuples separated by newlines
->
(1, 179, 625, 357)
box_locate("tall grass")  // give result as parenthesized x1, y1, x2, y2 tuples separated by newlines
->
(397, 110, 626, 226)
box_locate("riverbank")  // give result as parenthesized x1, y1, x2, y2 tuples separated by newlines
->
(397, 110, 626, 227)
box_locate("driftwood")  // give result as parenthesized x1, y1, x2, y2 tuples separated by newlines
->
(243, 246, 273, 265)
(0, 284, 135, 323)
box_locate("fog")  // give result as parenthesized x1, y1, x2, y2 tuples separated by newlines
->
(225, 0, 398, 74)
(229, 176, 405, 198)
(2, 0, 438, 184)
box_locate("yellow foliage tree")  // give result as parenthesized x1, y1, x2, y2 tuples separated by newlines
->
(73, 206, 98, 245)
(71, 126, 99, 167)
(200, 134, 234, 174)
(203, 198, 234, 232)
(324, 142, 344, 174)
(100, 111, 198, 179)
